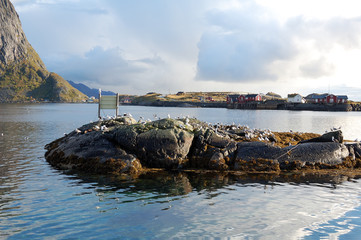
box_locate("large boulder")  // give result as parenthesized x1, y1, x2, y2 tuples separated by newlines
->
(300, 130, 343, 143)
(136, 127, 194, 168)
(280, 142, 348, 165)
(45, 129, 142, 175)
(188, 128, 236, 170)
(234, 141, 349, 170)
(235, 142, 282, 161)
(110, 118, 194, 168)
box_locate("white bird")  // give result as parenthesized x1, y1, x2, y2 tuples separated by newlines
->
(167, 114, 171, 119)
(101, 125, 108, 131)
(1, 133, 3, 136)
(75, 128, 81, 134)
(185, 117, 190, 125)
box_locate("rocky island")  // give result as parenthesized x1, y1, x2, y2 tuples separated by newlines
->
(45, 116, 361, 178)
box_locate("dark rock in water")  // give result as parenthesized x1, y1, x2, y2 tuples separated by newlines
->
(45, 128, 142, 175)
(345, 142, 361, 159)
(280, 142, 348, 165)
(235, 142, 282, 162)
(112, 118, 194, 168)
(299, 130, 343, 144)
(188, 128, 235, 170)
(234, 141, 348, 167)
(136, 127, 194, 168)
(44, 117, 359, 176)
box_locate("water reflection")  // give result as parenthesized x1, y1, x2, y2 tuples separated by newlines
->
(59, 170, 361, 239)
(2, 103, 361, 239)
(69, 170, 361, 201)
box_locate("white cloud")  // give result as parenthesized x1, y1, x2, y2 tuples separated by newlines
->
(11, 0, 361, 100)
(196, 2, 361, 95)
(196, 3, 296, 82)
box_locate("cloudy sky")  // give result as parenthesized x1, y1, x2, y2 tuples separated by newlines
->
(12, 0, 361, 100)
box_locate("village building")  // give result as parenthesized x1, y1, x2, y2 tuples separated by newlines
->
(287, 94, 305, 103)
(227, 94, 262, 104)
(86, 96, 96, 103)
(337, 95, 348, 103)
(121, 96, 132, 103)
(206, 96, 214, 102)
(238, 94, 262, 103)
(305, 93, 348, 104)
(226, 94, 240, 104)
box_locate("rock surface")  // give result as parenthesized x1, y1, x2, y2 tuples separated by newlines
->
(45, 117, 361, 176)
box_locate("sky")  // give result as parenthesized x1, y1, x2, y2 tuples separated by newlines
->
(11, 0, 361, 100)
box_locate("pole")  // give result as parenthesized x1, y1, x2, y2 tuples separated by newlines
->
(98, 89, 101, 120)
(116, 93, 119, 117)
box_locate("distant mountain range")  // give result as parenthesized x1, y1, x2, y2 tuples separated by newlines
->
(68, 80, 115, 99)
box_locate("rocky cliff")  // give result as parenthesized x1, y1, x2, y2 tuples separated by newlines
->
(0, 0, 86, 102)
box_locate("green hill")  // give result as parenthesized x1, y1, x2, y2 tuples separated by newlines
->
(0, 0, 86, 102)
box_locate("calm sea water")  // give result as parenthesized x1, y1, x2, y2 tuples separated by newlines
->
(1, 103, 361, 239)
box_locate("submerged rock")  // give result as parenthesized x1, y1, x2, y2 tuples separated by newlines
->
(44, 117, 361, 176)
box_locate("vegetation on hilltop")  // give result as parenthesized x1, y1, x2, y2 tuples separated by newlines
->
(124, 92, 235, 104)
(0, 0, 87, 103)
(0, 47, 86, 102)
(30, 73, 86, 102)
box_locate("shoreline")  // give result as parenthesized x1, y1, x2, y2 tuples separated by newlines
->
(124, 101, 360, 112)
(2, 100, 361, 112)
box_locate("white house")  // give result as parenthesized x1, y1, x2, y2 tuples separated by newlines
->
(287, 94, 305, 103)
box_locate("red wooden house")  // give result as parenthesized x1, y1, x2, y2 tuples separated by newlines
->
(326, 94, 337, 104)
(238, 94, 262, 103)
(306, 93, 348, 104)
(337, 95, 348, 103)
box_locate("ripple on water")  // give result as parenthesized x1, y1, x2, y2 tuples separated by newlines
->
(2, 104, 361, 239)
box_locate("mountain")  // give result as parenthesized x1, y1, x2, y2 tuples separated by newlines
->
(68, 80, 115, 99)
(0, 0, 87, 102)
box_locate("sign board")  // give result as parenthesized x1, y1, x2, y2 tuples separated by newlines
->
(98, 89, 119, 119)
(100, 95, 117, 109)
